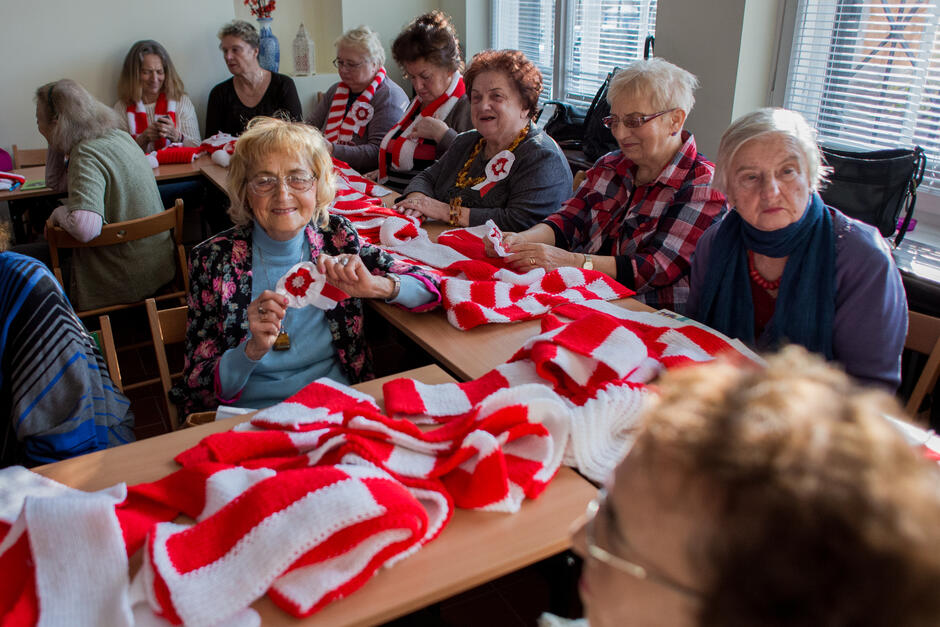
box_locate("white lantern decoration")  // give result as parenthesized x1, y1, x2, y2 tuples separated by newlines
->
(293, 23, 314, 76)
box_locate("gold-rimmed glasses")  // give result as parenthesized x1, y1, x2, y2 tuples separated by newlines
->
(247, 173, 317, 196)
(602, 108, 676, 130)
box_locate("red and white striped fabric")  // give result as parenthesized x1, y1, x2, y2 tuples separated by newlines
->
(323, 68, 387, 144)
(0, 375, 567, 626)
(127, 93, 177, 150)
(328, 158, 420, 246)
(376, 218, 633, 330)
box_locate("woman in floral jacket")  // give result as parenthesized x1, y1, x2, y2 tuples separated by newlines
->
(171, 118, 440, 415)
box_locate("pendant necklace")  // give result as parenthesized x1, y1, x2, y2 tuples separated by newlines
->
(256, 245, 302, 351)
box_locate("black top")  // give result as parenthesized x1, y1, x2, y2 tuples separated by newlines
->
(204, 72, 303, 136)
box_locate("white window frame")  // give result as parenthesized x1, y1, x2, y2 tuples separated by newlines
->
(772, 0, 940, 245)
(490, 0, 657, 106)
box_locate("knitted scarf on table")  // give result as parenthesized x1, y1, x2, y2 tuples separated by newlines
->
(126, 92, 177, 150)
(378, 73, 465, 182)
(696, 192, 835, 358)
(323, 67, 387, 144)
(0, 373, 566, 626)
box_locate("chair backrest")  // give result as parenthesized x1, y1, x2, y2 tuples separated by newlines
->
(46, 199, 189, 318)
(146, 298, 188, 430)
(572, 169, 587, 193)
(905, 310, 940, 420)
(12, 144, 46, 169)
(98, 314, 125, 394)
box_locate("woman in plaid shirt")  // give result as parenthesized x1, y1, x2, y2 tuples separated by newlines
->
(492, 58, 727, 313)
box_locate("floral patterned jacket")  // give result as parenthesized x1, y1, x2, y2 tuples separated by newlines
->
(169, 215, 441, 415)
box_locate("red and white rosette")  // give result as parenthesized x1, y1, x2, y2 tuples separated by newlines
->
(276, 262, 349, 310)
(484, 219, 511, 257)
(471, 150, 515, 197)
(349, 102, 374, 138)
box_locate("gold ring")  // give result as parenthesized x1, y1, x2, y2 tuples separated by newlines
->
(529, 257, 536, 265)
(258, 305, 265, 314)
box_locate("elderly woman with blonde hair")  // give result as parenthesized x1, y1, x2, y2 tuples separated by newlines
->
(306, 25, 409, 172)
(687, 108, 907, 389)
(205, 20, 302, 136)
(171, 117, 440, 415)
(573, 346, 940, 627)
(492, 57, 727, 313)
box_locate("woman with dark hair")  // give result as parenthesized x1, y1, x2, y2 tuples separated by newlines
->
(395, 49, 571, 231)
(376, 10, 472, 190)
(33, 79, 174, 311)
(205, 20, 302, 136)
(114, 39, 201, 151)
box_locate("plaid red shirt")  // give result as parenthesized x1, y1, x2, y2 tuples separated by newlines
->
(544, 132, 727, 313)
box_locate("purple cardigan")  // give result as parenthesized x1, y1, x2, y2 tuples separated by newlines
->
(688, 208, 907, 390)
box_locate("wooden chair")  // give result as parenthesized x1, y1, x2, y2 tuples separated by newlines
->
(46, 199, 189, 320)
(573, 169, 587, 192)
(146, 298, 188, 431)
(905, 310, 940, 420)
(11, 144, 46, 169)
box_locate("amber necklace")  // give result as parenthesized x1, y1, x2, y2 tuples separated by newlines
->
(454, 123, 530, 189)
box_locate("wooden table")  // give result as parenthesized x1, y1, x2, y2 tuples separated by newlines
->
(34, 364, 597, 627)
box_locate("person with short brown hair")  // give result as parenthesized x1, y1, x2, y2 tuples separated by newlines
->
(395, 49, 572, 231)
(573, 346, 940, 627)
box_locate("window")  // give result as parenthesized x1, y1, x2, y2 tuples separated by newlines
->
(784, 0, 940, 193)
(491, 0, 658, 105)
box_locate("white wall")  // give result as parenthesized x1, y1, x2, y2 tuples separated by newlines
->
(0, 0, 235, 155)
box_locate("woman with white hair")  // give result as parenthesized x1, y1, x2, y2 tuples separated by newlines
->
(687, 108, 907, 389)
(306, 25, 409, 172)
(205, 20, 302, 136)
(492, 57, 727, 313)
(33, 79, 174, 311)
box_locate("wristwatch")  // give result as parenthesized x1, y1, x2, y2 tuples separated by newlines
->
(581, 254, 594, 271)
(386, 273, 401, 301)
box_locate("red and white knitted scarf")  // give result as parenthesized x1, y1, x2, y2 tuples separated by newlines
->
(378, 73, 466, 182)
(323, 67, 387, 145)
(126, 92, 177, 150)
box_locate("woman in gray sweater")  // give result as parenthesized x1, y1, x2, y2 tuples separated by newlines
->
(395, 49, 572, 232)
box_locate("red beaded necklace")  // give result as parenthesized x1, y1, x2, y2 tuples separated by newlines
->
(748, 250, 782, 292)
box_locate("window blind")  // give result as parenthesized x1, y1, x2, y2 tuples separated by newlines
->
(785, 0, 940, 192)
(491, 0, 557, 102)
(492, 0, 657, 104)
(562, 0, 658, 105)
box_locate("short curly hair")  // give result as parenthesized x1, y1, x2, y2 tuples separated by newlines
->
(608, 57, 698, 115)
(464, 49, 542, 118)
(218, 20, 260, 50)
(391, 10, 463, 73)
(227, 117, 337, 228)
(630, 346, 940, 627)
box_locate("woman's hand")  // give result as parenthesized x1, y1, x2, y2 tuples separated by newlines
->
(317, 253, 396, 300)
(484, 231, 527, 257)
(506, 242, 581, 272)
(409, 117, 448, 142)
(152, 115, 180, 142)
(245, 290, 288, 360)
(362, 169, 380, 181)
(393, 193, 449, 221)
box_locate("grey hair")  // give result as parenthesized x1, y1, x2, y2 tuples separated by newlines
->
(607, 57, 699, 114)
(218, 20, 260, 49)
(715, 107, 831, 194)
(35, 79, 121, 154)
(335, 25, 385, 67)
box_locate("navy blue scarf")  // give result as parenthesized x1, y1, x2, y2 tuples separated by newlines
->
(696, 192, 835, 358)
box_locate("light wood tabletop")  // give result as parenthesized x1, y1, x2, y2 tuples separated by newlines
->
(33, 364, 597, 627)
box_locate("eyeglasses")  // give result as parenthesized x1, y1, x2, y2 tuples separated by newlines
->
(583, 490, 702, 600)
(602, 109, 676, 130)
(332, 58, 364, 70)
(247, 174, 317, 196)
